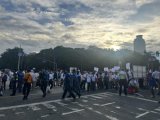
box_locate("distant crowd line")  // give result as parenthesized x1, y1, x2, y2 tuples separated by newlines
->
(0, 68, 160, 103)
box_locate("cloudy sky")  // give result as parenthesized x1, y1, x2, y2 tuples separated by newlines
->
(0, 0, 160, 54)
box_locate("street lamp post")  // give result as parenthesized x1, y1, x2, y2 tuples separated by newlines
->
(17, 44, 22, 71)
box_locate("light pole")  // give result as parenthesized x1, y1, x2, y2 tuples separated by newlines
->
(17, 44, 22, 71)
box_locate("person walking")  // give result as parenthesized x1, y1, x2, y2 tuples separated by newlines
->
(62, 71, 76, 101)
(39, 70, 49, 98)
(103, 71, 109, 90)
(71, 70, 81, 98)
(2, 72, 8, 91)
(118, 69, 128, 96)
(0, 72, 3, 96)
(17, 70, 24, 93)
(23, 70, 32, 100)
(147, 70, 156, 98)
(91, 72, 97, 91)
(10, 71, 18, 96)
(152, 69, 160, 95)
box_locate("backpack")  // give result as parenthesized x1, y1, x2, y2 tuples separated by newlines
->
(2, 74, 7, 82)
(24, 73, 32, 83)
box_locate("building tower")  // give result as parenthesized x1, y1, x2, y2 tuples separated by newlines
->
(134, 35, 146, 55)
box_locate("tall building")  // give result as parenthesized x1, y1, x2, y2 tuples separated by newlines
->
(134, 35, 146, 55)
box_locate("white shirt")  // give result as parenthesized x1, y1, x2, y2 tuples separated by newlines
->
(91, 74, 97, 82)
(152, 71, 160, 79)
(49, 73, 54, 80)
(30, 72, 37, 82)
(86, 73, 91, 83)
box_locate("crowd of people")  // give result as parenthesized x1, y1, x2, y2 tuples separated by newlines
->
(0, 68, 160, 103)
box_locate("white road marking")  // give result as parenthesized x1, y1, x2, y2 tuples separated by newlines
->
(93, 103, 100, 106)
(0, 114, 5, 117)
(82, 100, 88, 103)
(115, 106, 121, 109)
(95, 111, 103, 115)
(76, 103, 86, 107)
(107, 92, 158, 103)
(105, 115, 119, 120)
(101, 93, 113, 96)
(155, 108, 160, 112)
(90, 95, 103, 99)
(29, 105, 41, 111)
(55, 101, 67, 106)
(62, 109, 85, 116)
(135, 112, 150, 118)
(110, 111, 116, 114)
(87, 107, 93, 110)
(42, 103, 56, 109)
(41, 114, 49, 118)
(15, 112, 24, 115)
(101, 102, 115, 106)
(151, 111, 158, 114)
(138, 108, 146, 111)
(97, 94, 112, 97)
(135, 93, 144, 97)
(137, 107, 160, 115)
(0, 92, 158, 111)
(0, 99, 60, 111)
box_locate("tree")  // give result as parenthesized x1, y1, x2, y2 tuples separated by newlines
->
(0, 47, 24, 70)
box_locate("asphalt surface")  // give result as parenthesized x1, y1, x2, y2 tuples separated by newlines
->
(0, 87, 160, 120)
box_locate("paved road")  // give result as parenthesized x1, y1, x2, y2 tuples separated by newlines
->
(0, 91, 160, 120)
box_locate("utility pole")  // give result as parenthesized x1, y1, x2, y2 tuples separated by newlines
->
(17, 44, 22, 71)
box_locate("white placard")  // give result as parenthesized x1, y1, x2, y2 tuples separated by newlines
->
(70, 67, 77, 73)
(114, 66, 120, 71)
(126, 63, 130, 70)
(104, 67, 109, 72)
(94, 67, 99, 72)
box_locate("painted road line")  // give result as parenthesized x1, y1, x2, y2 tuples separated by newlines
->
(62, 109, 85, 116)
(135, 112, 150, 118)
(101, 93, 113, 96)
(0, 99, 61, 111)
(41, 114, 49, 118)
(55, 101, 68, 106)
(93, 103, 100, 106)
(0, 91, 158, 111)
(15, 112, 24, 115)
(89, 95, 103, 99)
(94, 111, 103, 115)
(82, 100, 88, 103)
(115, 106, 121, 109)
(105, 115, 119, 120)
(137, 107, 160, 115)
(101, 102, 115, 106)
(42, 103, 56, 109)
(97, 93, 112, 97)
(134, 93, 144, 97)
(106, 92, 158, 103)
(155, 108, 160, 112)
(29, 105, 41, 111)
(110, 111, 116, 114)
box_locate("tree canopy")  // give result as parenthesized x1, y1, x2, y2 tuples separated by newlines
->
(0, 46, 159, 71)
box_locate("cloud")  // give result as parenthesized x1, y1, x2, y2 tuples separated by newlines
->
(0, 0, 159, 54)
